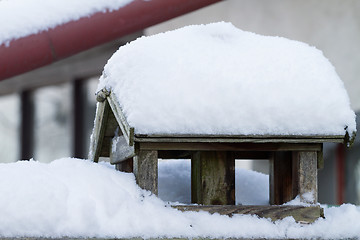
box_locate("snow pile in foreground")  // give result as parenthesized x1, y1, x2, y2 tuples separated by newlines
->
(0, 0, 133, 46)
(1, 158, 360, 239)
(99, 22, 356, 137)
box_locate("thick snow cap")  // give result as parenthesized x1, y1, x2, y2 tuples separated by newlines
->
(98, 22, 356, 139)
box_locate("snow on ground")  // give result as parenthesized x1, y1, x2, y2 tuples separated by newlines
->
(0, 0, 133, 46)
(1, 158, 360, 239)
(99, 22, 356, 137)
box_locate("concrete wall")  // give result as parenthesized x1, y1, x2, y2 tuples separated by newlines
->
(147, 0, 360, 111)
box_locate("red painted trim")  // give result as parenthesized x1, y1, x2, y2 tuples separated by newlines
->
(336, 143, 345, 204)
(0, 0, 222, 81)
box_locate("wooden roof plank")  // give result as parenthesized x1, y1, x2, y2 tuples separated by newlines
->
(139, 142, 323, 152)
(134, 136, 344, 144)
(107, 93, 135, 146)
(89, 100, 110, 162)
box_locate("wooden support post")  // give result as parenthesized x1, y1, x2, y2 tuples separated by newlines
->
(89, 100, 111, 162)
(191, 151, 235, 205)
(133, 150, 158, 195)
(270, 152, 294, 205)
(115, 158, 133, 173)
(292, 151, 318, 204)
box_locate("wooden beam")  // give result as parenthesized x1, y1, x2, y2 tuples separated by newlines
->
(191, 151, 235, 205)
(158, 150, 192, 159)
(115, 158, 133, 173)
(234, 151, 272, 159)
(140, 142, 322, 152)
(136, 133, 345, 140)
(133, 150, 158, 195)
(270, 152, 295, 205)
(89, 100, 110, 162)
(174, 205, 324, 223)
(157, 150, 272, 160)
(107, 93, 134, 146)
(135, 134, 345, 144)
(317, 144, 324, 169)
(292, 151, 318, 204)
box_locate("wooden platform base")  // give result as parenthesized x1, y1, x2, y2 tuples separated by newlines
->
(173, 205, 324, 223)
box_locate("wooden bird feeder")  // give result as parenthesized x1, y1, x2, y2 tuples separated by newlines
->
(89, 23, 356, 224)
(89, 88, 353, 223)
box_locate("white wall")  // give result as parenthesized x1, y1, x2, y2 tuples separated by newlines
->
(146, 0, 360, 111)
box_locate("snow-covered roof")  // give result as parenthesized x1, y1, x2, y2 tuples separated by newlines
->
(98, 22, 356, 139)
(0, 0, 133, 46)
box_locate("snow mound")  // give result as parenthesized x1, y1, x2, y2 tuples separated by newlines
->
(0, 0, 133, 46)
(99, 22, 356, 137)
(1, 158, 360, 238)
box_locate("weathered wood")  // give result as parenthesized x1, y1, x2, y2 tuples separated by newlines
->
(110, 135, 135, 164)
(191, 151, 235, 205)
(104, 110, 118, 137)
(317, 144, 324, 169)
(137, 137, 343, 143)
(158, 150, 193, 159)
(115, 158, 133, 173)
(135, 134, 345, 144)
(107, 93, 135, 146)
(133, 150, 158, 195)
(100, 136, 111, 157)
(136, 133, 345, 140)
(270, 152, 295, 205)
(98, 111, 125, 158)
(157, 150, 272, 160)
(140, 142, 322, 152)
(89, 101, 110, 162)
(173, 205, 324, 223)
(292, 151, 318, 204)
(234, 151, 272, 159)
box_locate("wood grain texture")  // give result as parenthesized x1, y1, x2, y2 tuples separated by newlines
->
(100, 136, 111, 157)
(139, 142, 322, 152)
(173, 205, 324, 223)
(317, 144, 324, 169)
(134, 150, 158, 195)
(104, 110, 118, 137)
(157, 150, 272, 160)
(89, 101, 110, 162)
(136, 133, 344, 140)
(292, 151, 318, 204)
(270, 152, 295, 205)
(191, 151, 235, 205)
(107, 93, 134, 146)
(158, 150, 192, 159)
(135, 134, 344, 144)
(115, 158, 133, 173)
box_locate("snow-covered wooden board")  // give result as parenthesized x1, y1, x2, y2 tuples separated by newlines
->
(174, 205, 324, 224)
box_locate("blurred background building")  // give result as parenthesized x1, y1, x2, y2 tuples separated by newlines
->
(0, 0, 359, 205)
